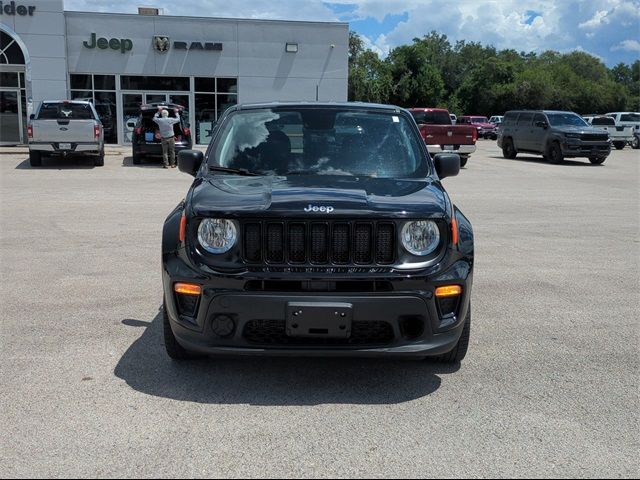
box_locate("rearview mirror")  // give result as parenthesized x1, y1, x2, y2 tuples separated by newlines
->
(433, 153, 460, 179)
(178, 150, 204, 177)
(29, 114, 35, 120)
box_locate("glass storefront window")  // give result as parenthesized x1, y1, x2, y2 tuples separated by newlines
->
(0, 72, 19, 87)
(70, 90, 92, 100)
(217, 78, 237, 93)
(70, 74, 92, 90)
(195, 78, 215, 92)
(94, 91, 118, 144)
(93, 75, 115, 90)
(122, 93, 142, 144)
(195, 93, 216, 145)
(217, 94, 237, 119)
(121, 76, 190, 91)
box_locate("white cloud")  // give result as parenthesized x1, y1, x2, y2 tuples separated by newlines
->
(579, 10, 609, 29)
(612, 39, 640, 52)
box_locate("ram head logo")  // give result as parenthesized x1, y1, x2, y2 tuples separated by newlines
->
(153, 36, 170, 53)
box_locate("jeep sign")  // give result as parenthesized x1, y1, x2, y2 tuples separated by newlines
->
(83, 33, 133, 54)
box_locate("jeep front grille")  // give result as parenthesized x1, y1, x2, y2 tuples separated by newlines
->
(242, 220, 396, 266)
(581, 133, 609, 142)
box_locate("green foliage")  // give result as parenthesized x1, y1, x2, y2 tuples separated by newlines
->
(347, 31, 639, 114)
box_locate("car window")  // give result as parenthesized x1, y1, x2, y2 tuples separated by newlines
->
(546, 113, 589, 127)
(37, 103, 95, 120)
(212, 108, 428, 178)
(411, 111, 452, 125)
(533, 113, 546, 125)
(471, 117, 489, 123)
(517, 112, 534, 126)
(620, 113, 640, 122)
(503, 113, 517, 126)
(591, 117, 615, 126)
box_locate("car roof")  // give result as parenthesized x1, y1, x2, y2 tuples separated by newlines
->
(408, 108, 450, 112)
(232, 101, 405, 113)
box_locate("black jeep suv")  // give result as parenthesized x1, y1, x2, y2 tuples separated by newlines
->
(131, 103, 192, 164)
(162, 103, 474, 363)
(498, 110, 611, 164)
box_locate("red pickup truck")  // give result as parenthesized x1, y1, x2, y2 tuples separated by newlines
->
(409, 108, 477, 167)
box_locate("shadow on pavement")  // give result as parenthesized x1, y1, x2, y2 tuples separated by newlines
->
(489, 155, 602, 166)
(115, 309, 457, 405)
(122, 156, 165, 168)
(14, 156, 96, 169)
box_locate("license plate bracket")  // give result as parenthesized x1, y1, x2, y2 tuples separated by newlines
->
(443, 145, 454, 150)
(59, 143, 71, 150)
(286, 302, 353, 338)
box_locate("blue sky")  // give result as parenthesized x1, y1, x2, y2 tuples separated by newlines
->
(65, 0, 640, 66)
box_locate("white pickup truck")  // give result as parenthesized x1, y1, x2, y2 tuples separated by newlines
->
(27, 100, 104, 167)
(605, 112, 640, 149)
(584, 116, 635, 150)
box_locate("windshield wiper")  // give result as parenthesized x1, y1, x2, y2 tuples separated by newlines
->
(284, 170, 319, 175)
(209, 165, 260, 176)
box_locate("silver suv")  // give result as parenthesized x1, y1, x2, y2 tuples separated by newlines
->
(497, 110, 611, 165)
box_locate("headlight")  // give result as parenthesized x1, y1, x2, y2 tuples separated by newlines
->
(401, 221, 440, 256)
(198, 219, 237, 254)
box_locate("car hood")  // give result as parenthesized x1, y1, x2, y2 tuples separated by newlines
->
(189, 175, 448, 218)
(473, 122, 495, 128)
(556, 125, 608, 134)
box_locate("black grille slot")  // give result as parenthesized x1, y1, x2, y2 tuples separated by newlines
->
(175, 293, 199, 317)
(243, 320, 394, 346)
(354, 223, 373, 264)
(376, 223, 395, 264)
(310, 223, 329, 263)
(289, 223, 306, 263)
(244, 223, 262, 262)
(266, 223, 284, 263)
(242, 220, 397, 265)
(332, 223, 350, 264)
(581, 134, 608, 142)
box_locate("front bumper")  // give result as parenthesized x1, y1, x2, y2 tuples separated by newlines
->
(162, 254, 473, 358)
(561, 141, 611, 157)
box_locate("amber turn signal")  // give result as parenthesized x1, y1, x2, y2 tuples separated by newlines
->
(451, 217, 459, 245)
(174, 283, 202, 296)
(435, 285, 462, 298)
(179, 213, 187, 242)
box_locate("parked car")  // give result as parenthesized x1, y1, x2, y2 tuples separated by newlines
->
(458, 115, 497, 139)
(27, 100, 104, 167)
(498, 110, 611, 164)
(605, 112, 640, 149)
(409, 108, 477, 167)
(131, 103, 192, 164)
(488, 115, 504, 125)
(162, 102, 474, 363)
(584, 116, 634, 150)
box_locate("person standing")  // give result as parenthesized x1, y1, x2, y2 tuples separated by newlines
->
(153, 106, 181, 168)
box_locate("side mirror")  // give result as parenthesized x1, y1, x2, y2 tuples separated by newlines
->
(535, 121, 548, 129)
(434, 153, 460, 179)
(178, 150, 204, 177)
(30, 114, 35, 120)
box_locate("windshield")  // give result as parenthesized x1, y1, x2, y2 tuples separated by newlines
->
(411, 111, 451, 125)
(547, 113, 589, 127)
(620, 113, 640, 122)
(472, 117, 489, 123)
(211, 108, 427, 178)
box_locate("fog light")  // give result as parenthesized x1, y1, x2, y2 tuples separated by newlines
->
(211, 315, 235, 337)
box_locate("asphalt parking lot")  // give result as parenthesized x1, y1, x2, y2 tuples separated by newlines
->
(1, 142, 638, 478)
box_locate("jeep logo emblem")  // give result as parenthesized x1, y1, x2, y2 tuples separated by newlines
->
(304, 204, 334, 213)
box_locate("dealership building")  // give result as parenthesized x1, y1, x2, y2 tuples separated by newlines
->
(0, 0, 349, 145)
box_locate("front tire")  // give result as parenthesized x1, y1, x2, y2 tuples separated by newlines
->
(163, 301, 196, 360)
(431, 305, 471, 364)
(29, 150, 42, 167)
(548, 142, 564, 164)
(502, 138, 517, 159)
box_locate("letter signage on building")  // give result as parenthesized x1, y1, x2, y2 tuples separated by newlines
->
(83, 33, 133, 54)
(0, 1, 36, 15)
